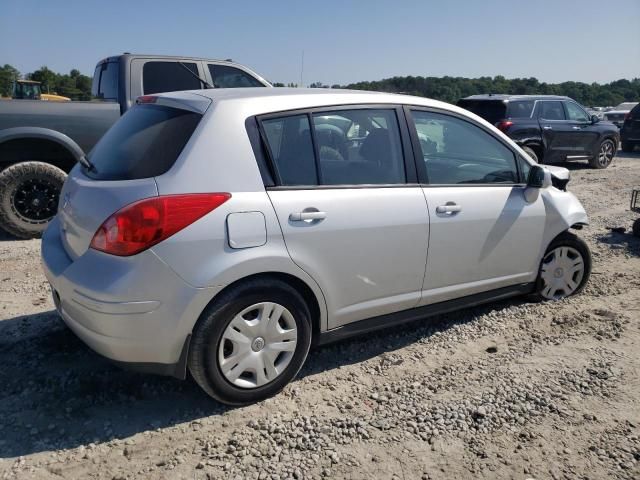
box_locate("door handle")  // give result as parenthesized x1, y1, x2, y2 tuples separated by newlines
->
(542, 126, 553, 130)
(289, 211, 327, 222)
(435, 203, 462, 215)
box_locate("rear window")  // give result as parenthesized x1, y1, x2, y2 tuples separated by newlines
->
(86, 105, 201, 180)
(457, 100, 506, 124)
(142, 61, 202, 95)
(91, 62, 119, 100)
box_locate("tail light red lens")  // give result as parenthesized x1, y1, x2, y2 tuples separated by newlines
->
(90, 193, 231, 256)
(496, 120, 513, 132)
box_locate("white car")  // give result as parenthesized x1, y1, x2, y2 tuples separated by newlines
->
(605, 102, 639, 128)
(42, 88, 592, 404)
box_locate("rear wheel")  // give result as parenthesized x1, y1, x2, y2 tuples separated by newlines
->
(0, 162, 67, 239)
(621, 141, 635, 153)
(589, 139, 616, 169)
(522, 146, 539, 163)
(534, 232, 591, 301)
(188, 278, 312, 405)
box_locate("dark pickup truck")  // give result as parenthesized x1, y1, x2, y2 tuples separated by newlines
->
(0, 54, 270, 238)
(457, 95, 620, 170)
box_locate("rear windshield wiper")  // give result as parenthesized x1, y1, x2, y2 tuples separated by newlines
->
(178, 62, 214, 89)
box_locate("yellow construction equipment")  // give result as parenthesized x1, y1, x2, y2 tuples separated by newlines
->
(12, 80, 70, 101)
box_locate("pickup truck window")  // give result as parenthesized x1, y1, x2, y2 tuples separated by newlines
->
(86, 104, 202, 180)
(92, 62, 119, 100)
(208, 64, 264, 88)
(143, 62, 202, 95)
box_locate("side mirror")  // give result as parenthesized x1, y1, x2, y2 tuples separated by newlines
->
(527, 165, 552, 189)
(591, 115, 600, 124)
(524, 165, 552, 203)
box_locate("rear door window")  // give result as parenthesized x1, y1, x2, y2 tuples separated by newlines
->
(208, 64, 264, 88)
(538, 101, 566, 120)
(142, 61, 202, 94)
(506, 100, 535, 118)
(86, 105, 201, 180)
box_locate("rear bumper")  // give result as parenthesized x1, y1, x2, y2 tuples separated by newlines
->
(41, 217, 222, 377)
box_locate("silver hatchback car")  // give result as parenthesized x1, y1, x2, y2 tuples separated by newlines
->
(42, 88, 591, 405)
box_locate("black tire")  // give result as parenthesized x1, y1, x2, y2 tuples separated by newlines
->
(522, 146, 539, 163)
(633, 219, 640, 238)
(589, 138, 616, 169)
(0, 162, 67, 239)
(621, 142, 635, 153)
(533, 231, 591, 301)
(188, 278, 313, 405)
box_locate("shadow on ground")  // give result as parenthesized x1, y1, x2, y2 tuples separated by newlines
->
(0, 295, 527, 458)
(597, 230, 640, 257)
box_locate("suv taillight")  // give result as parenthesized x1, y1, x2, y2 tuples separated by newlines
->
(90, 193, 231, 256)
(496, 120, 513, 132)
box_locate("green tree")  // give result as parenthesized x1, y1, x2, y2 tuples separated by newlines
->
(0, 64, 21, 97)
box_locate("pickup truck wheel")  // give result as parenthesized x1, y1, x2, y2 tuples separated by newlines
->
(522, 146, 539, 163)
(0, 162, 66, 239)
(589, 139, 615, 169)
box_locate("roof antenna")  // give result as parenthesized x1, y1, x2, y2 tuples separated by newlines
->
(300, 50, 304, 88)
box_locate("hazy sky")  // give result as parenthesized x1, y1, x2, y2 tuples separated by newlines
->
(1, 0, 638, 85)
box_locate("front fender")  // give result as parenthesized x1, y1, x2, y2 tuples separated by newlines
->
(0, 126, 86, 163)
(540, 188, 589, 252)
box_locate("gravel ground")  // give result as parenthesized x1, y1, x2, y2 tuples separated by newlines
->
(1, 152, 639, 480)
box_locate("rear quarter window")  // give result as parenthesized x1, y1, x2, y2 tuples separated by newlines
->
(86, 105, 201, 180)
(456, 100, 507, 124)
(142, 61, 202, 94)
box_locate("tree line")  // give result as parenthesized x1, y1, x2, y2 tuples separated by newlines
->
(0, 64, 92, 100)
(341, 76, 640, 107)
(2, 63, 638, 106)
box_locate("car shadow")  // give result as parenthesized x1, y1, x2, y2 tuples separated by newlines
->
(596, 230, 640, 257)
(0, 295, 530, 458)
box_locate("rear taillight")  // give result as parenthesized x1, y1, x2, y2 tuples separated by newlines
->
(136, 95, 158, 104)
(624, 112, 632, 121)
(90, 193, 230, 256)
(496, 120, 513, 132)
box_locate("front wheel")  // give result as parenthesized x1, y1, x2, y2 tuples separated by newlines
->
(188, 278, 312, 405)
(589, 139, 616, 169)
(0, 162, 67, 239)
(534, 232, 591, 301)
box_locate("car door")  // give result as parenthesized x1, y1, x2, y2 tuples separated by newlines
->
(563, 100, 600, 156)
(406, 108, 547, 306)
(536, 100, 574, 161)
(260, 106, 429, 328)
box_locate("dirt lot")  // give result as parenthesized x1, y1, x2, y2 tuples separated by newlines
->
(1, 152, 639, 480)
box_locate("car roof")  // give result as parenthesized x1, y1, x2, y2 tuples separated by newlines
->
(159, 87, 463, 117)
(461, 94, 570, 102)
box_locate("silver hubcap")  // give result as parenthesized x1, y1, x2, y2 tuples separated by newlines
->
(598, 141, 614, 167)
(218, 302, 298, 389)
(539, 246, 585, 300)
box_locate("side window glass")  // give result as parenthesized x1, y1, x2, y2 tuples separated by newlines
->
(262, 115, 317, 186)
(518, 156, 532, 183)
(411, 110, 518, 185)
(208, 65, 264, 88)
(565, 102, 589, 122)
(538, 101, 566, 120)
(142, 62, 202, 95)
(312, 109, 405, 185)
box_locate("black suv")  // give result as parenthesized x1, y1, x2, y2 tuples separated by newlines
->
(620, 103, 640, 152)
(457, 95, 620, 169)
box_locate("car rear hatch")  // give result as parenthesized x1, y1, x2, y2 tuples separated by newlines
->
(57, 93, 210, 260)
